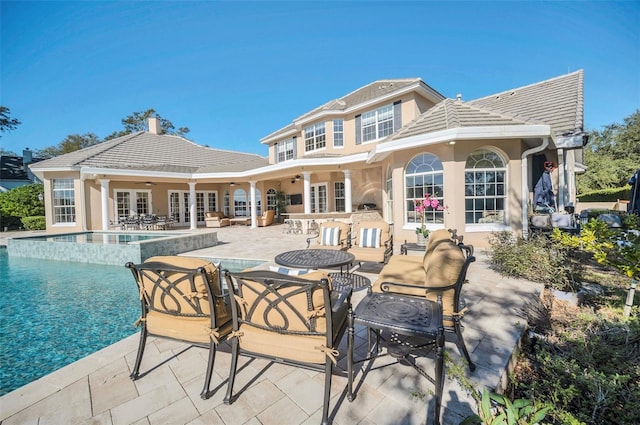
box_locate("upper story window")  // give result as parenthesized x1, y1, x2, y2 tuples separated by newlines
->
(304, 122, 326, 152)
(356, 101, 401, 144)
(52, 178, 76, 224)
(333, 119, 344, 147)
(276, 137, 295, 162)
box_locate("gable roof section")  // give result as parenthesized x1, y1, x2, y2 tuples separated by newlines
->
(468, 70, 584, 137)
(261, 78, 445, 142)
(30, 132, 268, 174)
(386, 99, 533, 141)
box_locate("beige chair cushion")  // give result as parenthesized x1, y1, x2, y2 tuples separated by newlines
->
(234, 271, 346, 364)
(348, 220, 390, 262)
(142, 256, 231, 330)
(372, 242, 465, 327)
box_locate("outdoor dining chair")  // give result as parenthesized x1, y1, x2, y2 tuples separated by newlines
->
(223, 270, 352, 425)
(306, 220, 351, 250)
(125, 256, 232, 400)
(347, 240, 475, 425)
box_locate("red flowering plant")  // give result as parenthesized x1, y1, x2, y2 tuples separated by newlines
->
(415, 193, 445, 238)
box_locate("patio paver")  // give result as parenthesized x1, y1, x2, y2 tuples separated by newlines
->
(0, 224, 543, 424)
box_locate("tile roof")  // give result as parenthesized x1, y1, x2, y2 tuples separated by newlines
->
(0, 155, 44, 180)
(468, 70, 584, 137)
(30, 132, 268, 173)
(387, 99, 532, 141)
(386, 70, 584, 142)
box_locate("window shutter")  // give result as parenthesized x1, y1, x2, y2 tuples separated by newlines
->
(355, 114, 362, 145)
(292, 136, 297, 158)
(274, 143, 278, 164)
(393, 101, 402, 133)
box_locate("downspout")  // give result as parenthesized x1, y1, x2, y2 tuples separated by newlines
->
(521, 137, 550, 239)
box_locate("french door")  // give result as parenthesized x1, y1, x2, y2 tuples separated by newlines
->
(168, 191, 218, 225)
(310, 183, 328, 213)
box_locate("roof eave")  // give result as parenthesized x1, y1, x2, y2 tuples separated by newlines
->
(367, 124, 552, 163)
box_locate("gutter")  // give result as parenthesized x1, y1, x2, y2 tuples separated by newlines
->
(521, 137, 550, 239)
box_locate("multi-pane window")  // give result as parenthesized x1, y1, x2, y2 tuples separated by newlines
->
(223, 190, 230, 217)
(465, 149, 507, 224)
(277, 138, 295, 162)
(333, 119, 344, 147)
(52, 179, 76, 223)
(136, 192, 150, 215)
(405, 154, 445, 224)
(116, 191, 131, 218)
(196, 193, 205, 222)
(234, 189, 247, 216)
(266, 188, 277, 211)
(362, 104, 393, 142)
(169, 192, 180, 220)
(207, 192, 217, 213)
(304, 122, 326, 152)
(334, 182, 345, 212)
(116, 190, 150, 218)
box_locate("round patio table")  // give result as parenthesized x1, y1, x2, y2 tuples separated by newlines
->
(274, 249, 355, 270)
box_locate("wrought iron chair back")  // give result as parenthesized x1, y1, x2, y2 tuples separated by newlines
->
(126, 256, 231, 399)
(224, 270, 352, 425)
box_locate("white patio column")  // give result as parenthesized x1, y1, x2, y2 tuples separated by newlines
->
(188, 182, 197, 230)
(100, 178, 110, 230)
(249, 181, 257, 228)
(303, 171, 312, 214)
(343, 169, 352, 213)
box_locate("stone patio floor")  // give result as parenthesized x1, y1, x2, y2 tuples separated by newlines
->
(0, 224, 543, 425)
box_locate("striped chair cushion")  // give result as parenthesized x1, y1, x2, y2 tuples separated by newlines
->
(359, 228, 381, 248)
(320, 227, 340, 246)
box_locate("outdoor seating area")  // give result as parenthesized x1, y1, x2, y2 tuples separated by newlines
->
(116, 214, 176, 230)
(0, 223, 545, 425)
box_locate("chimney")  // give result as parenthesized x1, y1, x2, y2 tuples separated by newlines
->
(23, 148, 33, 171)
(148, 116, 161, 134)
(456, 93, 463, 101)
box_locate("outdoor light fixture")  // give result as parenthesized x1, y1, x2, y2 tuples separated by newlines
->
(230, 182, 235, 186)
(145, 182, 152, 187)
(291, 175, 301, 184)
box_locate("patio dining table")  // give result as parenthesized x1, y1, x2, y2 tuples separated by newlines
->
(274, 249, 371, 292)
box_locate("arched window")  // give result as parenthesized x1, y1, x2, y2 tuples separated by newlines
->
(233, 189, 247, 217)
(405, 153, 444, 224)
(465, 149, 507, 224)
(266, 188, 277, 211)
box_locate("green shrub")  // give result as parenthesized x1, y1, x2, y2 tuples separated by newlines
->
(577, 186, 631, 202)
(487, 231, 580, 291)
(21, 216, 46, 230)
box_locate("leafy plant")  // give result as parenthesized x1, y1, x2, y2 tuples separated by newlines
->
(21, 216, 45, 230)
(488, 231, 580, 291)
(460, 388, 551, 425)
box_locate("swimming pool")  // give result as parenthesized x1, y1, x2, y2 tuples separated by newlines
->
(0, 249, 264, 396)
(8, 231, 219, 265)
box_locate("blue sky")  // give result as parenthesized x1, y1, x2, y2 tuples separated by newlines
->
(1, 1, 638, 157)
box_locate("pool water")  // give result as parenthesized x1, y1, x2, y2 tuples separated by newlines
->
(0, 250, 263, 396)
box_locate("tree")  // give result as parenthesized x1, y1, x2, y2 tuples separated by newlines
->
(104, 108, 190, 140)
(0, 106, 21, 136)
(0, 183, 45, 219)
(35, 133, 101, 159)
(578, 109, 640, 193)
